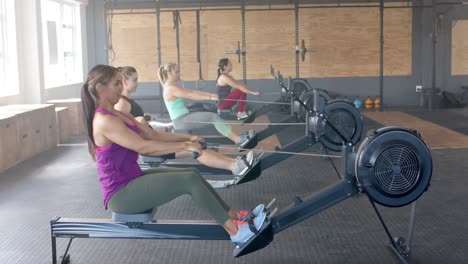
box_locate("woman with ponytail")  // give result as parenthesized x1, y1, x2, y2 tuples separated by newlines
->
(80, 64, 268, 246)
(217, 58, 260, 120)
(159, 63, 256, 149)
(114, 65, 258, 176)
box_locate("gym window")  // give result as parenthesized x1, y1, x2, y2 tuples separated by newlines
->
(41, 0, 83, 88)
(0, 0, 19, 97)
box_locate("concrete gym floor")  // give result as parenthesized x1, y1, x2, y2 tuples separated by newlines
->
(0, 108, 467, 264)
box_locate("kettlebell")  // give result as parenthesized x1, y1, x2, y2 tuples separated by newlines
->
(365, 96, 373, 109)
(353, 96, 363, 109)
(374, 97, 381, 109)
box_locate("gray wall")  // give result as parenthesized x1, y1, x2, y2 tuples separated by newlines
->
(85, 1, 468, 112)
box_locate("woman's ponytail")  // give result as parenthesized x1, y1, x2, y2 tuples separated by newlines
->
(217, 58, 229, 79)
(80, 64, 119, 160)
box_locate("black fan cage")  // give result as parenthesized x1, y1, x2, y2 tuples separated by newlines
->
(373, 144, 420, 196)
(323, 109, 357, 145)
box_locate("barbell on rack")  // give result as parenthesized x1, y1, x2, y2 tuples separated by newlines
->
(225, 40, 317, 63)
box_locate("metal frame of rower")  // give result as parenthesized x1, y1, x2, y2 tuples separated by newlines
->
(247, 65, 335, 143)
(236, 76, 324, 185)
(51, 124, 427, 264)
(50, 144, 359, 264)
(251, 67, 312, 142)
(234, 71, 363, 185)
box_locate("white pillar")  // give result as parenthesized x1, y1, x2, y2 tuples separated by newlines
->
(16, 0, 45, 104)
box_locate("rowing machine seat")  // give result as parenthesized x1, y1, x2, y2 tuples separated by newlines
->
(217, 109, 231, 116)
(172, 129, 193, 134)
(112, 208, 157, 223)
(149, 121, 173, 132)
(139, 155, 167, 165)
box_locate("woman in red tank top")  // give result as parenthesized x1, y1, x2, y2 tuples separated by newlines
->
(217, 58, 261, 120)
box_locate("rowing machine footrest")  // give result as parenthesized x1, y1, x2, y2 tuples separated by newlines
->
(240, 134, 258, 150)
(234, 159, 262, 185)
(233, 220, 273, 258)
(241, 112, 256, 124)
(112, 209, 157, 223)
(149, 121, 173, 132)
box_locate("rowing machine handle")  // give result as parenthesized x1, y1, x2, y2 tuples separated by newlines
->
(192, 141, 208, 159)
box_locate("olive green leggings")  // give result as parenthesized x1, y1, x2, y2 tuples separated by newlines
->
(107, 167, 231, 225)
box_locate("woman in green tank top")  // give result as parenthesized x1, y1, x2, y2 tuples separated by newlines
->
(159, 63, 255, 148)
(114, 66, 257, 176)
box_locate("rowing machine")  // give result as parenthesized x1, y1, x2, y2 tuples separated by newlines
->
(51, 126, 432, 263)
(254, 66, 334, 142)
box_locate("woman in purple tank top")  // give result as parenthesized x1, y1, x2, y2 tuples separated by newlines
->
(80, 64, 267, 246)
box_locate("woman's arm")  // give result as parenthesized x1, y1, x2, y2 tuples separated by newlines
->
(148, 129, 203, 143)
(95, 114, 202, 156)
(166, 84, 219, 101)
(125, 110, 203, 143)
(219, 74, 260, 96)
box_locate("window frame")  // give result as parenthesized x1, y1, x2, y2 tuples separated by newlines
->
(41, 0, 83, 89)
(0, 0, 19, 97)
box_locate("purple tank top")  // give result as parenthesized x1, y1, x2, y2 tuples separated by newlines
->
(94, 107, 143, 208)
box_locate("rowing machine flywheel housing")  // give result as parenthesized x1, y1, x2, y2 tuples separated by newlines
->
(355, 127, 432, 207)
(294, 88, 331, 121)
(309, 100, 363, 152)
(282, 78, 309, 101)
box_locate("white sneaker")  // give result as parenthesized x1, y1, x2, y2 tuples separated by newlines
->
(232, 151, 253, 176)
(237, 111, 249, 120)
(230, 208, 267, 245)
(232, 151, 263, 176)
(245, 151, 254, 165)
(239, 130, 256, 149)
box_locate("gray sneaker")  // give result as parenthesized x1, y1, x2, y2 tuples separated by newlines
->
(239, 130, 256, 148)
(232, 151, 254, 176)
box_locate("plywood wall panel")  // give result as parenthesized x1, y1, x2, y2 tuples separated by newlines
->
(245, 9, 296, 79)
(159, 12, 177, 75)
(452, 20, 468, 76)
(299, 7, 411, 77)
(178, 12, 199, 81)
(383, 7, 412, 76)
(111, 13, 158, 82)
(111, 5, 412, 81)
(201, 10, 242, 81)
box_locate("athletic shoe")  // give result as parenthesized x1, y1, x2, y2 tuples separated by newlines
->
(232, 151, 254, 176)
(251, 151, 264, 164)
(238, 130, 256, 148)
(237, 111, 249, 120)
(235, 203, 265, 221)
(245, 151, 254, 165)
(230, 208, 267, 245)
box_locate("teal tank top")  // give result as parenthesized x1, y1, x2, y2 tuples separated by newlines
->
(164, 97, 189, 120)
